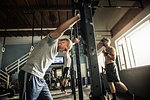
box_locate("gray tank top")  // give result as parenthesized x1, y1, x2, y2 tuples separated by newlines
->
(21, 35, 58, 78)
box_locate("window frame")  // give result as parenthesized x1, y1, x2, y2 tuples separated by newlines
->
(115, 14, 150, 70)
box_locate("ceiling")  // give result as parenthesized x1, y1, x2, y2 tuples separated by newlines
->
(0, 0, 145, 40)
(0, 0, 73, 37)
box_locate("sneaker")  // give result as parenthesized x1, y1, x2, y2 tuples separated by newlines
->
(63, 90, 67, 94)
(60, 87, 63, 92)
(128, 94, 134, 100)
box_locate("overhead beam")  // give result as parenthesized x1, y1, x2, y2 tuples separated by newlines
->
(93, 5, 142, 8)
(0, 27, 74, 32)
(0, 28, 57, 31)
(111, 0, 149, 37)
(93, 0, 143, 8)
(98, 0, 142, 2)
(115, 0, 142, 1)
(0, 6, 72, 12)
(95, 30, 111, 32)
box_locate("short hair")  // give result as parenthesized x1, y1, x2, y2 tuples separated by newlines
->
(101, 37, 111, 43)
(60, 38, 73, 50)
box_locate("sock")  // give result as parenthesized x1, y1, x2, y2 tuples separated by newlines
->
(112, 93, 117, 100)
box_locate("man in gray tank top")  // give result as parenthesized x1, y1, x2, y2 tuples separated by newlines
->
(18, 14, 80, 100)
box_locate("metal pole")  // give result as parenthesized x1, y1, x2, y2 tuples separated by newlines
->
(70, 28, 76, 100)
(73, 11, 84, 100)
(108, 0, 112, 7)
(32, 12, 35, 46)
(79, 1, 105, 99)
(74, 25, 83, 100)
(72, 0, 84, 99)
(2, 14, 8, 53)
(40, 12, 43, 40)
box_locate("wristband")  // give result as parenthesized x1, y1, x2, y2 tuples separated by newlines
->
(105, 52, 108, 56)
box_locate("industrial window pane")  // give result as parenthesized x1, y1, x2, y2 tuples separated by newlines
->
(126, 20, 150, 67)
(117, 37, 131, 70)
(116, 19, 150, 70)
(98, 53, 105, 73)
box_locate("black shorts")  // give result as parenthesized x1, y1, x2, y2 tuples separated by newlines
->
(62, 67, 69, 78)
(105, 63, 120, 82)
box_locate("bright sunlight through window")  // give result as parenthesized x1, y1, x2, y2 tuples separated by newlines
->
(116, 16, 150, 70)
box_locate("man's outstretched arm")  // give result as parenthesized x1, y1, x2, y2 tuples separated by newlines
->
(72, 38, 80, 45)
(49, 14, 80, 39)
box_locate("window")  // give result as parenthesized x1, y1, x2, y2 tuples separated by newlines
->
(98, 53, 105, 73)
(116, 16, 150, 70)
(126, 20, 150, 67)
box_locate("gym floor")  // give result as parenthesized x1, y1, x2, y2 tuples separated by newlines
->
(0, 85, 145, 100)
(0, 86, 90, 100)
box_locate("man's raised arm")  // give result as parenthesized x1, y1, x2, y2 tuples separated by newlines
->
(49, 14, 80, 39)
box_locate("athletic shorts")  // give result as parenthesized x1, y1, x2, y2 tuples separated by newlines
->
(62, 67, 69, 78)
(18, 70, 53, 100)
(105, 63, 120, 82)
